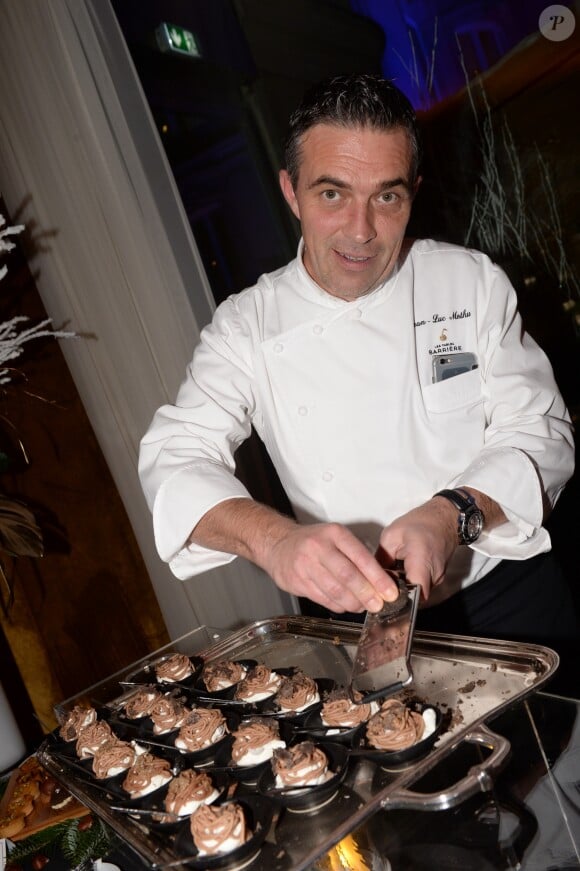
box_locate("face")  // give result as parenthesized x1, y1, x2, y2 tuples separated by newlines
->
(279, 124, 420, 301)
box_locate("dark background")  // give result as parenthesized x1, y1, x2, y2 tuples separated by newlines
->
(110, 0, 580, 647)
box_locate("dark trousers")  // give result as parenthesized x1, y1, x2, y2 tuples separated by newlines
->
(415, 552, 578, 642)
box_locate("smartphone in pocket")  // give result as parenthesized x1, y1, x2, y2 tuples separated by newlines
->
(432, 352, 478, 383)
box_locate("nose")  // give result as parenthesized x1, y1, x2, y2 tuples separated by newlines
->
(345, 201, 377, 244)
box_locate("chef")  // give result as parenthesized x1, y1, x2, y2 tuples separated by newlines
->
(139, 74, 576, 649)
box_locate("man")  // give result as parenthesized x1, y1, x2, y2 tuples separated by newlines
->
(139, 74, 576, 647)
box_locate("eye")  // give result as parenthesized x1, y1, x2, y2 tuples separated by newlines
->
(379, 191, 400, 204)
(321, 189, 340, 201)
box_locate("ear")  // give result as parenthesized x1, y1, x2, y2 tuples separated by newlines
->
(279, 169, 301, 220)
(412, 175, 423, 199)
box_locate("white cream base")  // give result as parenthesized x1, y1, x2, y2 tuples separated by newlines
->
(105, 763, 132, 776)
(78, 746, 101, 758)
(278, 691, 320, 713)
(175, 725, 225, 751)
(321, 699, 379, 730)
(131, 772, 172, 798)
(238, 687, 278, 702)
(157, 671, 192, 683)
(171, 788, 220, 816)
(236, 739, 286, 767)
(422, 708, 437, 739)
(210, 666, 248, 691)
(195, 821, 245, 856)
(153, 717, 187, 736)
(275, 768, 332, 789)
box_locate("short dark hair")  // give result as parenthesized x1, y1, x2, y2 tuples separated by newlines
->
(284, 74, 421, 188)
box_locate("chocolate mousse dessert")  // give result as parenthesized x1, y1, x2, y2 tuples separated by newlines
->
(174, 708, 227, 752)
(122, 752, 173, 798)
(276, 671, 319, 713)
(150, 696, 190, 735)
(202, 660, 247, 692)
(123, 688, 161, 720)
(164, 769, 220, 816)
(92, 738, 137, 779)
(231, 718, 285, 767)
(75, 720, 114, 758)
(234, 665, 282, 702)
(155, 653, 195, 683)
(271, 741, 332, 788)
(366, 698, 426, 751)
(321, 689, 376, 729)
(190, 802, 249, 856)
(59, 705, 97, 742)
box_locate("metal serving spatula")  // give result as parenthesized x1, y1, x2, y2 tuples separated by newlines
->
(349, 568, 420, 704)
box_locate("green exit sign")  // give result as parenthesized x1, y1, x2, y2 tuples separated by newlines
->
(155, 22, 202, 58)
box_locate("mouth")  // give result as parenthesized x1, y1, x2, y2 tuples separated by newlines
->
(335, 250, 374, 266)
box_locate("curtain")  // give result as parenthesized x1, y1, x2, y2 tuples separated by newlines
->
(0, 0, 296, 635)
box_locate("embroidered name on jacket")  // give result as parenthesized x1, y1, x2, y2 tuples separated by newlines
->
(414, 308, 472, 328)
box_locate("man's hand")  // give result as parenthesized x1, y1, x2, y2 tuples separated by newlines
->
(377, 488, 505, 601)
(260, 521, 399, 613)
(377, 498, 458, 602)
(189, 499, 399, 613)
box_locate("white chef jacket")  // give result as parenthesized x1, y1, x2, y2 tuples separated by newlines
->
(139, 239, 574, 603)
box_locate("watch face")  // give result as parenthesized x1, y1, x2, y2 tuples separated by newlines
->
(465, 509, 484, 542)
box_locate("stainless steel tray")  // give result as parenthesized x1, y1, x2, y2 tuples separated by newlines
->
(38, 617, 559, 870)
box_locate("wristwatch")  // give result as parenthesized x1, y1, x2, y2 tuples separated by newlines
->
(433, 488, 484, 545)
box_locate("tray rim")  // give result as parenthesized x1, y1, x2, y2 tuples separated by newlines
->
(41, 617, 559, 870)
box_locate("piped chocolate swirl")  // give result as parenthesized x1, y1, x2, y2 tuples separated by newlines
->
(122, 752, 172, 798)
(59, 706, 97, 742)
(174, 708, 227, 752)
(155, 654, 194, 683)
(150, 696, 190, 735)
(202, 661, 247, 692)
(272, 741, 331, 787)
(234, 665, 282, 702)
(190, 802, 248, 856)
(321, 689, 373, 728)
(164, 769, 219, 816)
(366, 698, 425, 751)
(276, 671, 319, 712)
(231, 718, 285, 766)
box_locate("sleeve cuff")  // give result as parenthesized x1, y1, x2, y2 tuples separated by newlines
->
(153, 462, 251, 574)
(452, 446, 547, 556)
(471, 522, 552, 561)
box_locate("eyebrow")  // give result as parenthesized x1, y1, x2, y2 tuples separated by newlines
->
(308, 175, 413, 194)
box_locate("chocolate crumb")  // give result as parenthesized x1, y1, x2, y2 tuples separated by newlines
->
(457, 681, 476, 693)
(449, 708, 465, 727)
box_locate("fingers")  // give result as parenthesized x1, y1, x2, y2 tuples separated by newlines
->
(270, 523, 398, 613)
(320, 526, 399, 611)
(293, 558, 382, 613)
(398, 555, 434, 602)
(377, 499, 460, 602)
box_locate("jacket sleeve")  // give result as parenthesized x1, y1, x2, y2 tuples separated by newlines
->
(138, 296, 257, 579)
(451, 259, 574, 559)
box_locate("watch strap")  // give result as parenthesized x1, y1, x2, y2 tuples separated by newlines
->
(433, 488, 474, 510)
(433, 488, 484, 544)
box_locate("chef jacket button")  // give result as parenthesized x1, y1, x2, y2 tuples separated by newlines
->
(322, 470, 334, 482)
(298, 406, 308, 416)
(313, 324, 324, 335)
(273, 342, 284, 353)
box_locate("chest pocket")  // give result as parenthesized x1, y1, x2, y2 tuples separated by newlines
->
(421, 367, 483, 414)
